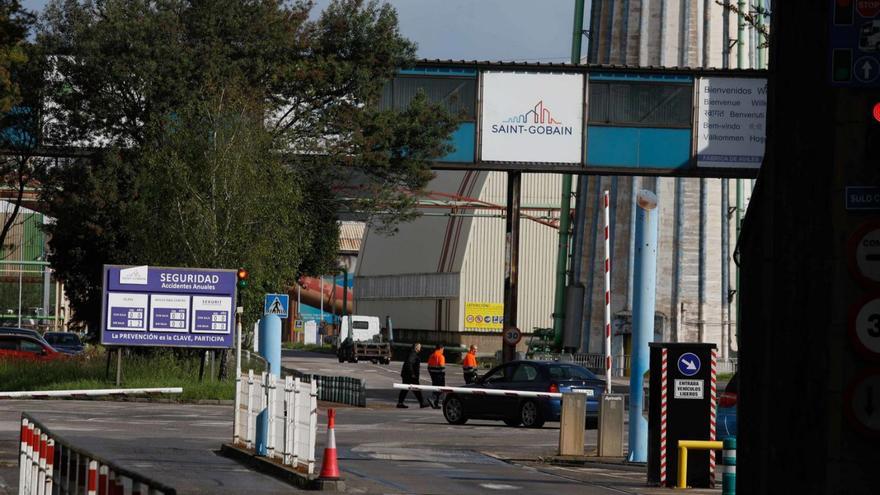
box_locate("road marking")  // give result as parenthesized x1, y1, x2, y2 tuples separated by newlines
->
(480, 483, 521, 490)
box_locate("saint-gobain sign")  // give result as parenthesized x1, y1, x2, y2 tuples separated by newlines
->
(480, 71, 584, 164)
(101, 265, 237, 348)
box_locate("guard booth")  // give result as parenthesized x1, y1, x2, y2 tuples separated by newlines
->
(647, 343, 717, 488)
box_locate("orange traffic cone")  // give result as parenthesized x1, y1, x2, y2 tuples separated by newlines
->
(319, 408, 340, 479)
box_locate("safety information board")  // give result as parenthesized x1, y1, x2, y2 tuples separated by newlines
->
(101, 265, 237, 348)
(674, 379, 705, 400)
(464, 301, 504, 331)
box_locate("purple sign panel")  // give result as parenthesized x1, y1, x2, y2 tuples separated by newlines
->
(101, 265, 237, 348)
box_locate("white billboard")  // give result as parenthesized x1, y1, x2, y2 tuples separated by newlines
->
(480, 71, 584, 163)
(695, 77, 768, 168)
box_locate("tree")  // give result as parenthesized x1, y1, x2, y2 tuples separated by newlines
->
(38, 0, 457, 330)
(0, 1, 38, 262)
(0, 0, 30, 113)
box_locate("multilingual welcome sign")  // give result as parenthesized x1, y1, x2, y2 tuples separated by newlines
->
(101, 265, 237, 348)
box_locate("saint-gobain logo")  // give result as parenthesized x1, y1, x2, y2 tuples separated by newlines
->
(490, 100, 574, 136)
(119, 265, 149, 285)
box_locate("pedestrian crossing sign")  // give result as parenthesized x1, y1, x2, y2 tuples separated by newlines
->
(263, 293, 289, 318)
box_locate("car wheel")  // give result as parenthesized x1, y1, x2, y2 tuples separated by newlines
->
(443, 396, 468, 425)
(520, 400, 545, 428)
(338, 357, 345, 363)
(585, 417, 598, 429)
(503, 418, 522, 427)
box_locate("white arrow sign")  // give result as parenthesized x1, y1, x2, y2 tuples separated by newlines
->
(863, 60, 874, 81)
(682, 359, 698, 371)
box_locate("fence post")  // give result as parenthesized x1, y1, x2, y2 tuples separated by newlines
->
(308, 379, 318, 475)
(233, 363, 242, 445)
(87, 460, 97, 495)
(98, 464, 108, 495)
(722, 437, 736, 495)
(31, 428, 42, 495)
(292, 377, 301, 468)
(44, 438, 54, 495)
(267, 373, 276, 459)
(245, 370, 255, 449)
(284, 376, 293, 466)
(19, 418, 29, 495)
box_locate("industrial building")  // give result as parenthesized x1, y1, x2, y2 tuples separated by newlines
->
(353, 2, 767, 360)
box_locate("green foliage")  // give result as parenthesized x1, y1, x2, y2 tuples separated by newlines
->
(38, 0, 458, 331)
(0, 0, 31, 114)
(0, 349, 242, 400)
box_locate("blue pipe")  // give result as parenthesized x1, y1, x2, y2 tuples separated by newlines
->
(256, 314, 282, 456)
(628, 189, 659, 463)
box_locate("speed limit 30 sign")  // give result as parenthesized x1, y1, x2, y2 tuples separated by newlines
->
(849, 294, 880, 359)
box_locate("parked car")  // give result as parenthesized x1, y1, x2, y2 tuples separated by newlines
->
(0, 330, 64, 361)
(718, 372, 738, 438)
(442, 360, 605, 428)
(43, 332, 85, 355)
(0, 327, 47, 343)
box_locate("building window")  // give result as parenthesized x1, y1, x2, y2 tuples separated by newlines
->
(381, 76, 477, 121)
(588, 81, 692, 128)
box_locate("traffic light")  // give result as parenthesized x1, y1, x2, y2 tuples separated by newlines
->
(833, 49, 853, 82)
(867, 102, 880, 160)
(237, 268, 248, 289)
(834, 0, 854, 25)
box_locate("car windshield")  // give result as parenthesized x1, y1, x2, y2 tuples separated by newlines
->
(46, 334, 80, 346)
(548, 364, 598, 380)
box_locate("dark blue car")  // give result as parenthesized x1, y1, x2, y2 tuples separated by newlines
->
(43, 332, 85, 356)
(441, 360, 605, 428)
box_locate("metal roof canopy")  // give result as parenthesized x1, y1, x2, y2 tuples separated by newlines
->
(409, 59, 767, 179)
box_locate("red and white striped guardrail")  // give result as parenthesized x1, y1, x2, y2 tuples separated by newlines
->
(393, 383, 563, 399)
(18, 414, 176, 495)
(1, 387, 183, 400)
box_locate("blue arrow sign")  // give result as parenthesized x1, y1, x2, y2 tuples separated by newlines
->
(264, 294, 289, 318)
(677, 352, 701, 377)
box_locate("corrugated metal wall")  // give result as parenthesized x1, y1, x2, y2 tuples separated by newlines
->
(459, 172, 562, 334)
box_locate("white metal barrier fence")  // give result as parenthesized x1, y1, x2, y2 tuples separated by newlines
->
(233, 369, 318, 474)
(18, 415, 175, 495)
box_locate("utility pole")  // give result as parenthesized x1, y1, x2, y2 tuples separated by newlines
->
(552, 0, 586, 349)
(502, 172, 522, 363)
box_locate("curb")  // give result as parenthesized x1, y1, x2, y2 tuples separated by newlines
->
(219, 443, 345, 492)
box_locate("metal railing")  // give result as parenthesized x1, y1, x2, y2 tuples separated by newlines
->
(234, 370, 318, 474)
(283, 366, 367, 407)
(18, 413, 176, 495)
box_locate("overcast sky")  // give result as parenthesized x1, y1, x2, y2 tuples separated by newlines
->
(22, 0, 590, 62)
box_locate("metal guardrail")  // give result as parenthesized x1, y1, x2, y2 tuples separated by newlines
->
(283, 366, 366, 407)
(19, 413, 176, 495)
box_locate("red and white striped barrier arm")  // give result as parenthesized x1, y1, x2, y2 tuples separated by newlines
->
(393, 383, 563, 399)
(709, 349, 718, 487)
(0, 387, 183, 399)
(660, 348, 668, 486)
(603, 189, 612, 392)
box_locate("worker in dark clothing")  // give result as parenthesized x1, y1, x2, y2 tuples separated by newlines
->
(462, 344, 478, 384)
(427, 343, 446, 408)
(397, 343, 429, 408)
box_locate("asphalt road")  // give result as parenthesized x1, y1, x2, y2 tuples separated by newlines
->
(0, 352, 723, 495)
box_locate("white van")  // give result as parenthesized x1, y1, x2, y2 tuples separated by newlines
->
(339, 315, 381, 342)
(860, 21, 880, 52)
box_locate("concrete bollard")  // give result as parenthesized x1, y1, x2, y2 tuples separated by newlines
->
(722, 437, 736, 495)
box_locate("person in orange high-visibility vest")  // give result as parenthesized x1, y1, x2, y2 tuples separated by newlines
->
(462, 345, 478, 384)
(427, 343, 446, 409)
